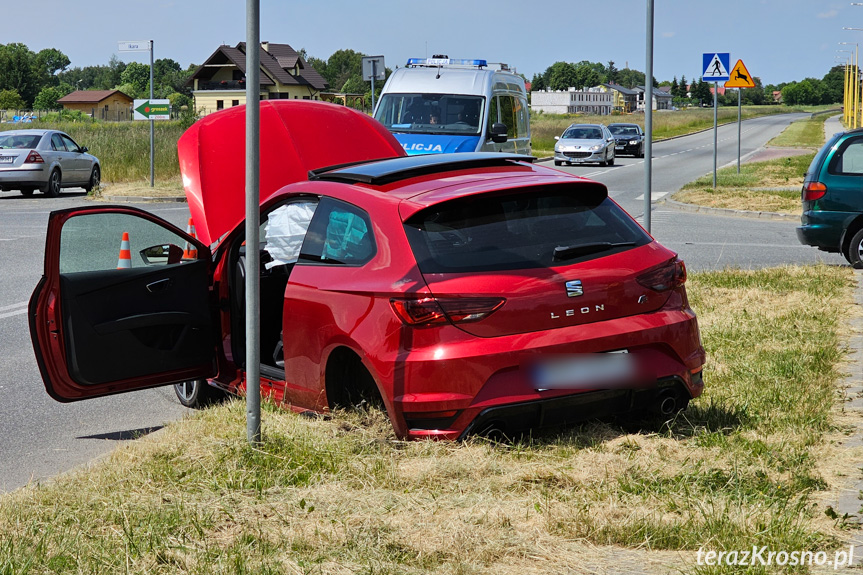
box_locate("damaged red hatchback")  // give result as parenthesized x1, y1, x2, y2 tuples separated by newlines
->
(29, 101, 705, 440)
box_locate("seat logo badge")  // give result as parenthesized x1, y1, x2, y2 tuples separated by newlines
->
(565, 280, 583, 298)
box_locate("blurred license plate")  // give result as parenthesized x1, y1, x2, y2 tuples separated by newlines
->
(527, 352, 637, 391)
(614, 145, 624, 150)
(0, 156, 13, 163)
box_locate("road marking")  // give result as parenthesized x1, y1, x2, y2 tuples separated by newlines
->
(0, 302, 27, 320)
(634, 192, 671, 201)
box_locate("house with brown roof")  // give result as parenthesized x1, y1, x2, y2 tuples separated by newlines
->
(57, 90, 133, 121)
(188, 42, 329, 115)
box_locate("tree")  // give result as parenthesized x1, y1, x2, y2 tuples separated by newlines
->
(0, 43, 40, 105)
(573, 61, 601, 89)
(531, 72, 546, 92)
(606, 60, 618, 84)
(120, 62, 150, 97)
(546, 61, 579, 90)
(677, 75, 688, 99)
(0, 88, 25, 109)
(616, 67, 645, 89)
(324, 49, 364, 92)
(670, 77, 679, 98)
(821, 65, 844, 104)
(32, 83, 72, 110)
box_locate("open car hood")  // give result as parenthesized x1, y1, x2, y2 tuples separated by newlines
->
(178, 100, 405, 245)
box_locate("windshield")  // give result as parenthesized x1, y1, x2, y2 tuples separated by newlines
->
(562, 127, 602, 140)
(609, 125, 640, 136)
(0, 134, 41, 149)
(375, 94, 485, 136)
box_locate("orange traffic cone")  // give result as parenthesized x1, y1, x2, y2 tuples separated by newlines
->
(183, 218, 198, 259)
(116, 232, 131, 269)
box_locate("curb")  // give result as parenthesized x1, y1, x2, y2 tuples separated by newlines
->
(98, 195, 187, 203)
(662, 197, 799, 221)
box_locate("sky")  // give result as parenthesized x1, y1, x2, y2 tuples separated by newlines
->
(0, 0, 856, 87)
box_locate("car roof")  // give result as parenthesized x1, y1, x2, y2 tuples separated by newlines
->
(0, 129, 52, 136)
(608, 123, 639, 127)
(567, 123, 603, 128)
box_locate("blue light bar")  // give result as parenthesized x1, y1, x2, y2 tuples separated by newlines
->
(406, 58, 487, 68)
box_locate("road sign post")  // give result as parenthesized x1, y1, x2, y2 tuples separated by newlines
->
(703, 53, 730, 189)
(362, 56, 385, 114)
(725, 59, 756, 174)
(119, 40, 156, 187)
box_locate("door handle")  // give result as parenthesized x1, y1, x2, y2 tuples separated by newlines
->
(146, 278, 174, 293)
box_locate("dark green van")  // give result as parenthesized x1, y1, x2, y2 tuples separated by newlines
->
(797, 128, 863, 267)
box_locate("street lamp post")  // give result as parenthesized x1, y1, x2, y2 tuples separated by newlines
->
(842, 30, 863, 128)
(839, 49, 854, 127)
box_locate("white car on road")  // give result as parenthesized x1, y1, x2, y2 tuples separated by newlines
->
(0, 129, 100, 197)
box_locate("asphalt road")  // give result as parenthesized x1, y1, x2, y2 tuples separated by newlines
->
(0, 191, 194, 492)
(0, 113, 848, 493)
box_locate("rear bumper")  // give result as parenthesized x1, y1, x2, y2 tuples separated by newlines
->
(384, 293, 705, 440)
(0, 167, 47, 190)
(796, 209, 851, 252)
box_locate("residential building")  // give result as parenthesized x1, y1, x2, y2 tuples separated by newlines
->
(56, 90, 133, 121)
(188, 42, 328, 116)
(530, 87, 612, 115)
(600, 83, 638, 113)
(633, 85, 673, 111)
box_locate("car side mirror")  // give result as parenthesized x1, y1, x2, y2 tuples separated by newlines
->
(140, 244, 184, 265)
(490, 122, 508, 143)
(80, 146, 88, 153)
(554, 136, 560, 141)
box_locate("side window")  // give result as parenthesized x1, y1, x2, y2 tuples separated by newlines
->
(51, 134, 66, 152)
(298, 197, 375, 265)
(828, 137, 863, 175)
(488, 96, 499, 130)
(60, 135, 79, 153)
(498, 95, 517, 138)
(514, 97, 528, 138)
(59, 213, 193, 274)
(261, 199, 318, 268)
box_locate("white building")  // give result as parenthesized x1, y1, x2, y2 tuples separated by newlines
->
(530, 87, 613, 115)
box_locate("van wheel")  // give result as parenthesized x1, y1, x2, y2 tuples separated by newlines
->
(847, 228, 863, 269)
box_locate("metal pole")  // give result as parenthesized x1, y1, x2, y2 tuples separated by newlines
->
(370, 60, 376, 115)
(149, 40, 154, 187)
(712, 84, 718, 189)
(643, 0, 654, 233)
(245, 0, 262, 445)
(737, 89, 741, 173)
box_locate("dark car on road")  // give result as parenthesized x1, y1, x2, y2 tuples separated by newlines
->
(797, 128, 863, 267)
(608, 123, 645, 158)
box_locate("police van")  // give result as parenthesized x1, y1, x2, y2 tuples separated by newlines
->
(373, 56, 530, 156)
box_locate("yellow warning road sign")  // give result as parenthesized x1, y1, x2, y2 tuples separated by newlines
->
(725, 60, 756, 88)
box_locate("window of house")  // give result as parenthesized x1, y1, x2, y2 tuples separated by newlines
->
(232, 100, 239, 107)
(216, 100, 224, 110)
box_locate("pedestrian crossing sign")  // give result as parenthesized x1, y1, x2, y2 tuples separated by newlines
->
(702, 53, 730, 82)
(724, 59, 756, 88)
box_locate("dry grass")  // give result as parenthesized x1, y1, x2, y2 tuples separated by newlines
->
(0, 266, 856, 574)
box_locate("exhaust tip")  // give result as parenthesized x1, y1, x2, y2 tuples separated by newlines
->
(659, 395, 678, 416)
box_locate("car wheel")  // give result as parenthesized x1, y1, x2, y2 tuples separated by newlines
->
(45, 169, 61, 197)
(173, 378, 228, 408)
(554, 160, 562, 166)
(20, 187, 34, 196)
(608, 154, 615, 166)
(639, 146, 645, 158)
(84, 166, 100, 192)
(846, 228, 863, 269)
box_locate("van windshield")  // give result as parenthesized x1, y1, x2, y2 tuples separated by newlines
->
(374, 94, 485, 136)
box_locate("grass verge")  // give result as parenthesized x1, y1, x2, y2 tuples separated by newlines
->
(672, 113, 838, 214)
(0, 265, 856, 574)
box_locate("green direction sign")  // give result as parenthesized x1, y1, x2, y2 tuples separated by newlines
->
(133, 99, 171, 120)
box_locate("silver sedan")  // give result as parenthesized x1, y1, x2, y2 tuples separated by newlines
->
(553, 123, 615, 167)
(0, 129, 100, 197)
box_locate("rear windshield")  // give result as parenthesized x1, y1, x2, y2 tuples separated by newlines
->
(404, 187, 651, 273)
(0, 134, 41, 149)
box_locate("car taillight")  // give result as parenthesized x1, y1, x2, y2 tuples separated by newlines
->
(802, 182, 826, 201)
(390, 297, 505, 326)
(24, 150, 43, 164)
(636, 258, 686, 292)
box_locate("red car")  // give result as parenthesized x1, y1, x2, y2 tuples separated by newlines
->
(29, 101, 705, 440)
